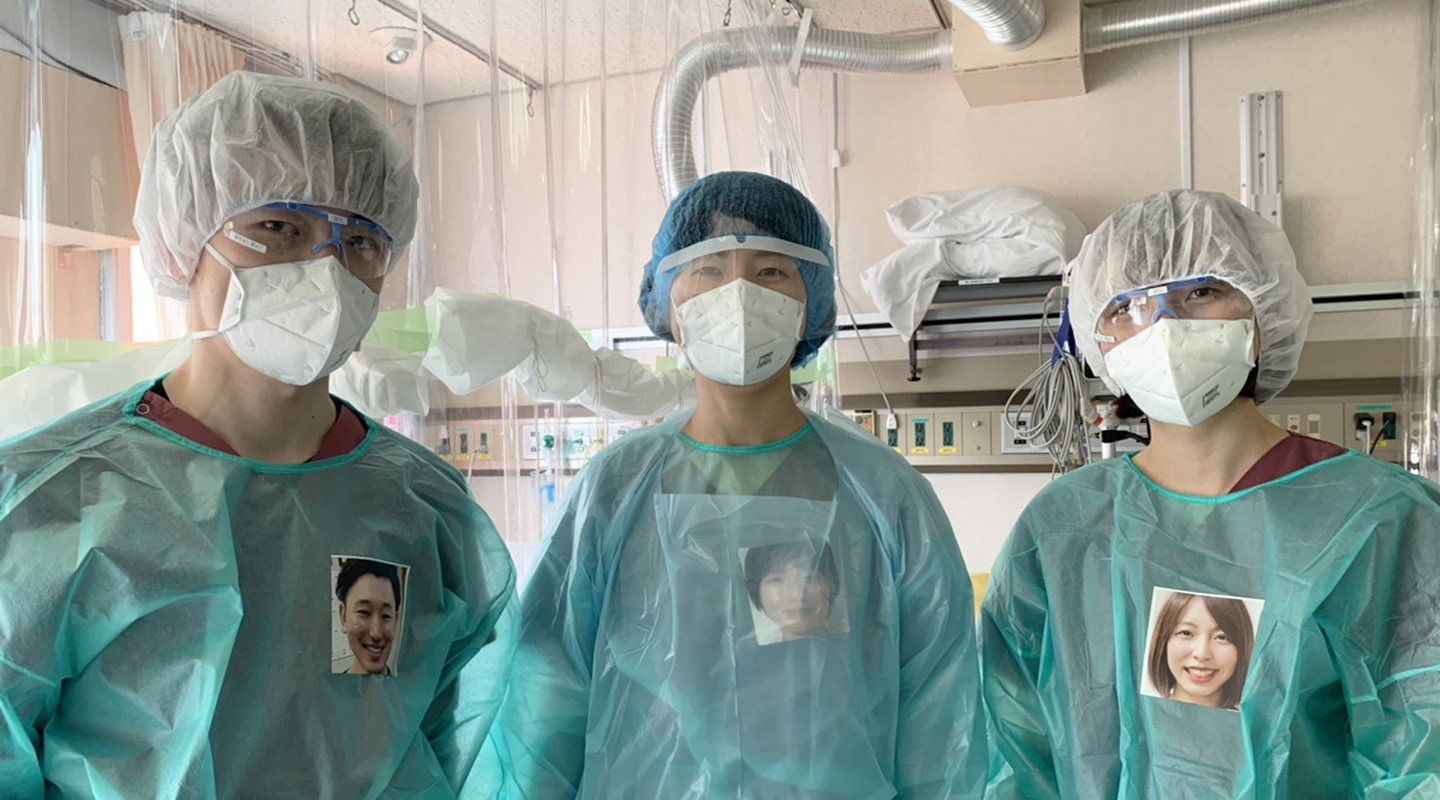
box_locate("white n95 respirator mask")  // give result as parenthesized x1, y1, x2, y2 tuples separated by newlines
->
(1102, 318, 1257, 427)
(195, 244, 380, 386)
(674, 279, 805, 387)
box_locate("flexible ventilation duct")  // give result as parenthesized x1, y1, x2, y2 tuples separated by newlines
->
(654, 0, 1362, 200)
(654, 28, 952, 201)
(946, 0, 1046, 50)
(1083, 0, 1361, 52)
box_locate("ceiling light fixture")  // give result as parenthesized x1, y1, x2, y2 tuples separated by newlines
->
(370, 27, 431, 66)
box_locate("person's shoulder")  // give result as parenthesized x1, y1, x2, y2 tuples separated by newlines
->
(1316, 452, 1440, 507)
(362, 420, 473, 493)
(1283, 432, 1349, 459)
(580, 421, 674, 475)
(807, 412, 964, 529)
(809, 410, 896, 452)
(0, 388, 137, 501)
(1033, 457, 1130, 497)
(358, 424, 514, 564)
(807, 410, 917, 476)
(1001, 459, 1133, 544)
(0, 384, 136, 453)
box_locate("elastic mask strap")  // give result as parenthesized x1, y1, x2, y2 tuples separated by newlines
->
(191, 243, 242, 340)
(203, 242, 241, 273)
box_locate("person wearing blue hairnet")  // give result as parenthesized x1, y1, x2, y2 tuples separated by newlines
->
(0, 72, 515, 798)
(982, 189, 1440, 799)
(489, 171, 986, 799)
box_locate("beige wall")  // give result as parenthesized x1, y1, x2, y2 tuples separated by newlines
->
(0, 51, 139, 246)
(418, 79, 662, 329)
(1190, 4, 1421, 287)
(0, 52, 140, 349)
(0, 239, 104, 347)
(416, 0, 1423, 360)
(820, 0, 1424, 395)
(436, 2, 1426, 558)
(839, 0, 1423, 307)
(418, 67, 837, 333)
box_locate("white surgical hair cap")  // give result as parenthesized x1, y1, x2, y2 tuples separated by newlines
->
(134, 71, 420, 300)
(1068, 189, 1312, 403)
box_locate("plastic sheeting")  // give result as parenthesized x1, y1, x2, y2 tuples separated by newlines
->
(1406, 0, 1440, 480)
(860, 187, 1085, 340)
(1068, 189, 1310, 404)
(2, 0, 832, 565)
(0, 290, 698, 440)
(983, 452, 1440, 798)
(638, 171, 838, 369)
(2, 1, 840, 794)
(0, 381, 516, 798)
(491, 408, 987, 799)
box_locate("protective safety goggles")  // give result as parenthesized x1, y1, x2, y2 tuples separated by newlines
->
(220, 202, 394, 279)
(1095, 276, 1253, 342)
(656, 234, 829, 275)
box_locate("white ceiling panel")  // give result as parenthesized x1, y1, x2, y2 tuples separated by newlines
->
(802, 0, 945, 32)
(150, 0, 946, 104)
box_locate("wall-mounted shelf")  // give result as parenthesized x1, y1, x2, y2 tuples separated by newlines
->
(905, 276, 1063, 382)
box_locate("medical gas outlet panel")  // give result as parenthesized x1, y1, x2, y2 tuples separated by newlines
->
(1260, 397, 1413, 467)
(849, 408, 1058, 469)
(426, 417, 651, 472)
(851, 396, 1411, 469)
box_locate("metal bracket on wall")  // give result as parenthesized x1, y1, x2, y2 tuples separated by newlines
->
(1241, 90, 1284, 229)
(905, 276, 1063, 382)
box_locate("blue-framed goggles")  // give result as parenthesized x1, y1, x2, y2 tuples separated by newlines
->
(221, 201, 394, 278)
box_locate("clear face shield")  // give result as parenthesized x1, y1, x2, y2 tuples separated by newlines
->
(658, 234, 826, 308)
(659, 235, 826, 387)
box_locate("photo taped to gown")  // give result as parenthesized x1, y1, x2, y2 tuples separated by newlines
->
(330, 555, 409, 676)
(741, 541, 850, 646)
(1141, 587, 1264, 711)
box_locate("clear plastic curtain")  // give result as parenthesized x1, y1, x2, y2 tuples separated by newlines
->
(686, 1, 839, 411)
(440, 0, 831, 581)
(3, 0, 133, 371)
(1407, 0, 1440, 482)
(2, 0, 830, 581)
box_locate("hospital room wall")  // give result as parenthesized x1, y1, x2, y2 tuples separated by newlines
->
(418, 81, 655, 324)
(0, 243, 104, 347)
(415, 0, 1420, 340)
(0, 48, 136, 349)
(837, 0, 1423, 313)
(465, 452, 1047, 575)
(927, 472, 1053, 573)
(416, 67, 834, 331)
(435, 0, 1422, 578)
(822, 0, 1425, 573)
(466, 458, 1043, 577)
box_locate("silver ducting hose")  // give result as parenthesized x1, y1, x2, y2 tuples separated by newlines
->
(1083, 0, 1360, 52)
(653, 28, 952, 201)
(654, 0, 1360, 198)
(946, 0, 1045, 50)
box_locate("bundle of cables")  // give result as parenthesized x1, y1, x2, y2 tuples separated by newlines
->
(1005, 286, 1094, 474)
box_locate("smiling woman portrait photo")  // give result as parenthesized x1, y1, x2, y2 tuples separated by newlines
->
(1144, 590, 1258, 710)
(332, 557, 406, 676)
